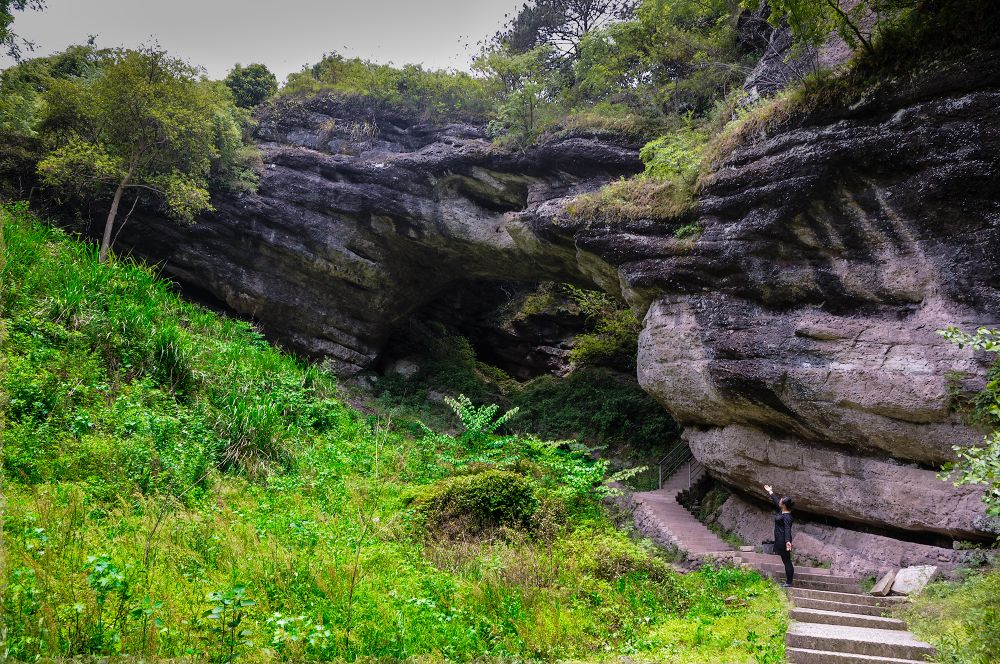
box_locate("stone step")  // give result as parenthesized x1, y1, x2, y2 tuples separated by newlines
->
(756, 564, 839, 579)
(764, 571, 856, 585)
(786, 579, 865, 593)
(787, 647, 934, 664)
(789, 589, 909, 608)
(791, 597, 897, 618)
(786, 622, 934, 661)
(790, 608, 908, 631)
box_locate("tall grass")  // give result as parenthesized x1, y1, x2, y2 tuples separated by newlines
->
(1, 203, 786, 662)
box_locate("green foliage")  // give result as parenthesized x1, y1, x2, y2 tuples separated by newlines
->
(570, 121, 708, 223)
(750, 0, 925, 56)
(476, 46, 561, 145)
(640, 123, 706, 182)
(704, 0, 1000, 170)
(442, 393, 520, 448)
(203, 585, 256, 663)
(1, 204, 785, 662)
(515, 367, 681, 445)
(0, 203, 341, 484)
(940, 326, 1000, 516)
(224, 63, 278, 108)
(674, 221, 702, 239)
(1, 45, 262, 261)
(282, 53, 492, 122)
(903, 567, 1000, 664)
(412, 469, 539, 534)
(566, 285, 641, 370)
(496, 0, 638, 60)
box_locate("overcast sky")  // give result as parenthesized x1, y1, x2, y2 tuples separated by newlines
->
(2, 0, 524, 80)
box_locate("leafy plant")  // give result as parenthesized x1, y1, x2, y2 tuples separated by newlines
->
(203, 585, 256, 663)
(443, 393, 520, 448)
(939, 326, 1000, 515)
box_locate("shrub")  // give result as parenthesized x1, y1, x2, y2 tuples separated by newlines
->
(411, 469, 539, 536)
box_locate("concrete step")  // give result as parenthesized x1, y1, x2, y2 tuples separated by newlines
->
(787, 647, 934, 663)
(786, 622, 934, 661)
(791, 597, 897, 618)
(757, 564, 838, 579)
(763, 570, 856, 585)
(786, 579, 865, 593)
(790, 607, 908, 631)
(789, 589, 909, 608)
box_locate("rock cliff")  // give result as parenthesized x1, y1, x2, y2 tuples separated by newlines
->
(114, 55, 1000, 560)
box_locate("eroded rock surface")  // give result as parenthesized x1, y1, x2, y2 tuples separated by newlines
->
(115, 57, 1000, 546)
(626, 58, 1000, 542)
(116, 95, 641, 374)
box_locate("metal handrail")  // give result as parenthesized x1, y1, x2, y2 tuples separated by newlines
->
(657, 443, 693, 489)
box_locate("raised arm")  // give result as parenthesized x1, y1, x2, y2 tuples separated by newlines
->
(764, 484, 780, 509)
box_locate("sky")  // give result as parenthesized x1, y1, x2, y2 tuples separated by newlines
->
(1, 0, 525, 80)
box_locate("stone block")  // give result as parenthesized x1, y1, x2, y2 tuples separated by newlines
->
(869, 569, 896, 596)
(891, 565, 938, 595)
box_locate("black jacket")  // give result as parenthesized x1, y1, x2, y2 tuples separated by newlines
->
(771, 494, 793, 545)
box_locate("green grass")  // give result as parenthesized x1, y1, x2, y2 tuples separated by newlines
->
(0, 202, 786, 662)
(901, 566, 1000, 664)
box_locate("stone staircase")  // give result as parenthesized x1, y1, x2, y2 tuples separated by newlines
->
(632, 460, 936, 663)
(632, 460, 733, 555)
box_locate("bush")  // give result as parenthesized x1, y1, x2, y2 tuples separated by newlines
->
(282, 53, 492, 122)
(411, 469, 539, 536)
(224, 63, 277, 108)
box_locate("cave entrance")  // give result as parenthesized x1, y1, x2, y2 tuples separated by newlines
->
(370, 279, 684, 478)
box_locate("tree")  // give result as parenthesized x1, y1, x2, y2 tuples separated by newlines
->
(474, 46, 557, 143)
(0, 0, 43, 60)
(939, 326, 1000, 516)
(750, 0, 924, 57)
(37, 46, 257, 262)
(497, 0, 639, 60)
(224, 62, 278, 108)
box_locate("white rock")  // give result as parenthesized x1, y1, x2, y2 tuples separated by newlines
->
(891, 565, 938, 595)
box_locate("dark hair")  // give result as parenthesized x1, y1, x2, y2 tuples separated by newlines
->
(780, 496, 794, 510)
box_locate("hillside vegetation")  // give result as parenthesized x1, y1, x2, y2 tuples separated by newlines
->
(0, 202, 786, 662)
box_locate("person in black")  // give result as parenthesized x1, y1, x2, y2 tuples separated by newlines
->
(764, 484, 794, 587)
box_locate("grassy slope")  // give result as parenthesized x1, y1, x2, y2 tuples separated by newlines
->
(901, 567, 1000, 664)
(0, 203, 786, 662)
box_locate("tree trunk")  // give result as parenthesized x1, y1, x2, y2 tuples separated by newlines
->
(99, 176, 129, 263)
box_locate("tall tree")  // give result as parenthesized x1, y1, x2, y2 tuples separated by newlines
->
(498, 0, 639, 59)
(1, 0, 43, 60)
(37, 46, 256, 262)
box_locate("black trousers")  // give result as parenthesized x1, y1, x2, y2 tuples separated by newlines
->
(777, 546, 794, 584)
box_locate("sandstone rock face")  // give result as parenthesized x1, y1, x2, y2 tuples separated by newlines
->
(630, 57, 1000, 542)
(115, 58, 1000, 547)
(715, 493, 974, 579)
(115, 95, 641, 374)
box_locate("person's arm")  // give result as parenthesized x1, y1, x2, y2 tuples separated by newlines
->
(764, 484, 779, 510)
(783, 514, 793, 550)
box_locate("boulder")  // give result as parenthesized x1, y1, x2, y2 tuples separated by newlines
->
(891, 565, 939, 595)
